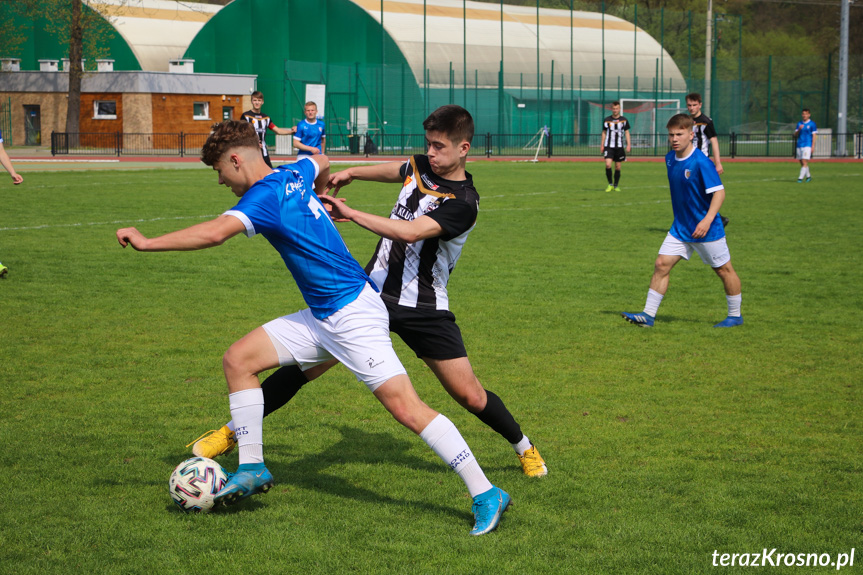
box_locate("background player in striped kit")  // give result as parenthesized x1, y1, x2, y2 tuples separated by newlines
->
(190, 105, 548, 479)
(0, 128, 24, 278)
(687, 93, 729, 227)
(794, 108, 818, 183)
(241, 91, 295, 169)
(600, 102, 631, 192)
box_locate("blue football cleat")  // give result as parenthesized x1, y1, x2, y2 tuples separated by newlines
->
(713, 316, 743, 328)
(213, 463, 274, 506)
(470, 486, 511, 536)
(621, 311, 655, 327)
(805, 177, 812, 183)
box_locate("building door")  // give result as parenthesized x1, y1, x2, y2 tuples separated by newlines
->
(222, 106, 234, 121)
(24, 105, 41, 145)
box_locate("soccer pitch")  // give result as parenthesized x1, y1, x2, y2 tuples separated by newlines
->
(1, 159, 860, 574)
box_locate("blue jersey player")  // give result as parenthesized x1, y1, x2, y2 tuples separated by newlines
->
(794, 108, 817, 183)
(621, 113, 743, 328)
(115, 120, 509, 535)
(293, 101, 325, 157)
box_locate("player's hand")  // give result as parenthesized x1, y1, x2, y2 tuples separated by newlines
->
(318, 194, 351, 222)
(10, 173, 23, 184)
(311, 147, 321, 155)
(691, 219, 711, 239)
(326, 170, 354, 197)
(117, 227, 149, 250)
(715, 161, 724, 175)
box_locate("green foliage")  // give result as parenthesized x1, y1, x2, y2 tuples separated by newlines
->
(0, 160, 860, 574)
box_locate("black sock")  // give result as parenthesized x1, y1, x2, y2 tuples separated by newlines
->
(614, 170, 621, 186)
(473, 390, 523, 444)
(605, 167, 613, 184)
(261, 365, 309, 417)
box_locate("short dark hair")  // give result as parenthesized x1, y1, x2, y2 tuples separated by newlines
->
(251, 90, 264, 99)
(612, 101, 621, 107)
(802, 108, 810, 113)
(200, 120, 260, 166)
(686, 92, 702, 103)
(423, 105, 474, 144)
(666, 113, 694, 130)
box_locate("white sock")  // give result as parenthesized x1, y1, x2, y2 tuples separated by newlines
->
(726, 293, 742, 317)
(806, 167, 811, 178)
(799, 167, 806, 180)
(512, 435, 532, 456)
(229, 388, 264, 465)
(644, 288, 664, 318)
(419, 414, 493, 498)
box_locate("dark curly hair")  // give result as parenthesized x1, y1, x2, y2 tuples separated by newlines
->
(200, 120, 260, 166)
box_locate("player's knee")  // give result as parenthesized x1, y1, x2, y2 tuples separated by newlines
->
(222, 344, 249, 378)
(448, 379, 486, 412)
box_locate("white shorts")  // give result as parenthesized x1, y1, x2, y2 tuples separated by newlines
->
(262, 284, 406, 392)
(658, 233, 731, 268)
(797, 147, 812, 160)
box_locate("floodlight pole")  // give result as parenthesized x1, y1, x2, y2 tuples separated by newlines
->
(837, 0, 849, 156)
(704, 0, 712, 116)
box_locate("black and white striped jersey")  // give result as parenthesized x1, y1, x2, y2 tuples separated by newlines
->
(365, 155, 479, 311)
(242, 110, 274, 157)
(692, 114, 718, 156)
(602, 116, 631, 148)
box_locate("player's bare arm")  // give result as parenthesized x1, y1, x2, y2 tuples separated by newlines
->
(600, 131, 606, 152)
(326, 162, 404, 196)
(117, 215, 246, 252)
(692, 189, 725, 239)
(319, 194, 444, 243)
(626, 130, 631, 153)
(708, 136, 724, 174)
(272, 125, 296, 136)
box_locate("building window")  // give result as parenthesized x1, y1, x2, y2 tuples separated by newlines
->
(193, 102, 210, 120)
(93, 100, 117, 120)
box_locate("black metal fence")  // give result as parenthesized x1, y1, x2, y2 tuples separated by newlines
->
(51, 131, 863, 159)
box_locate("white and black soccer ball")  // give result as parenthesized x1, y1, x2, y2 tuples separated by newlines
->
(169, 456, 229, 513)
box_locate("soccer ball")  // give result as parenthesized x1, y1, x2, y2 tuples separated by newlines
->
(168, 456, 229, 513)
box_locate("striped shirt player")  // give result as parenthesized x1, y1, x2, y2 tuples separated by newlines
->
(366, 154, 478, 312)
(692, 114, 718, 158)
(601, 102, 631, 191)
(602, 115, 630, 151)
(242, 110, 279, 168)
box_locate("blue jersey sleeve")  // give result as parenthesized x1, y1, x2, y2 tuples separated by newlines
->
(699, 153, 724, 195)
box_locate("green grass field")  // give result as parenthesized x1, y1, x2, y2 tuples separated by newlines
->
(1, 159, 860, 574)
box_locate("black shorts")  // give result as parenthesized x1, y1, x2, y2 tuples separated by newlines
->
(603, 148, 627, 162)
(385, 299, 467, 360)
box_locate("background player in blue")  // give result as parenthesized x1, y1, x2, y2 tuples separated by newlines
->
(0, 128, 24, 278)
(190, 105, 547, 480)
(794, 108, 818, 183)
(293, 101, 325, 157)
(115, 120, 509, 535)
(621, 114, 743, 328)
(242, 91, 295, 169)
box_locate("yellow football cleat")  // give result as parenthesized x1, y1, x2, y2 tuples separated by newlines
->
(0, 264, 8, 278)
(517, 445, 548, 477)
(186, 425, 237, 458)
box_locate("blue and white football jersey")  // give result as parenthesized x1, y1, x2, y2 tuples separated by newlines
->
(665, 148, 725, 243)
(795, 120, 817, 148)
(294, 119, 326, 156)
(224, 157, 372, 319)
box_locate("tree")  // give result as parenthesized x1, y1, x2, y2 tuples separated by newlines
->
(8, 0, 117, 134)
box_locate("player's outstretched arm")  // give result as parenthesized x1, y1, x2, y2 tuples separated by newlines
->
(0, 144, 23, 184)
(117, 215, 246, 252)
(326, 162, 403, 196)
(271, 125, 296, 136)
(319, 194, 443, 243)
